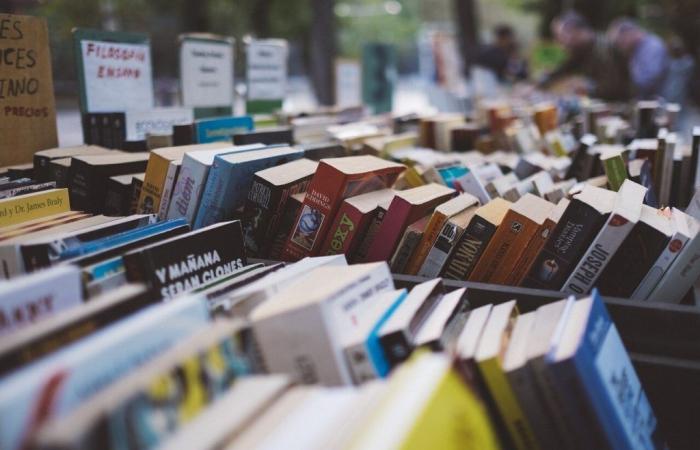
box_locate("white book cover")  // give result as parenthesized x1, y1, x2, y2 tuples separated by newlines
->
(158, 160, 181, 220)
(417, 219, 466, 278)
(562, 180, 647, 295)
(166, 144, 262, 223)
(632, 208, 694, 299)
(413, 287, 465, 346)
(454, 169, 491, 204)
(0, 293, 210, 450)
(0, 265, 82, 336)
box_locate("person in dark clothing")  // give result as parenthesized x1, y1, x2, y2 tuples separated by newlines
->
(475, 25, 528, 83)
(539, 11, 631, 101)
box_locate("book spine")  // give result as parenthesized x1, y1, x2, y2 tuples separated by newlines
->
(193, 159, 225, 229)
(129, 177, 143, 214)
(389, 227, 423, 274)
(0, 182, 56, 200)
(441, 215, 496, 281)
(404, 212, 447, 275)
(353, 207, 387, 263)
(33, 155, 51, 183)
(417, 220, 464, 278)
(157, 163, 181, 220)
(137, 154, 170, 214)
(364, 199, 412, 262)
(318, 204, 365, 257)
(468, 210, 529, 284)
(632, 231, 689, 299)
(603, 155, 627, 191)
(67, 160, 92, 212)
(521, 200, 605, 290)
(506, 220, 554, 286)
(267, 196, 303, 260)
(168, 159, 209, 223)
(561, 213, 635, 295)
(648, 232, 700, 303)
(243, 178, 282, 257)
(51, 163, 70, 188)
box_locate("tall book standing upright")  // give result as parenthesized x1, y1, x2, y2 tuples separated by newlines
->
(281, 156, 405, 261)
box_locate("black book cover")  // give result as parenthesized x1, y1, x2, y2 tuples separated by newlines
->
(173, 124, 195, 146)
(233, 127, 294, 146)
(300, 142, 346, 161)
(81, 113, 101, 145)
(565, 136, 596, 181)
(0, 181, 55, 199)
(522, 200, 608, 290)
(100, 113, 114, 148)
(379, 285, 443, 370)
(68, 156, 148, 214)
(34, 153, 54, 182)
(49, 159, 71, 188)
(670, 156, 682, 207)
(111, 113, 126, 150)
(441, 215, 498, 281)
(596, 221, 670, 297)
(0, 286, 154, 377)
(123, 221, 247, 300)
(104, 176, 134, 216)
(267, 194, 303, 260)
(678, 154, 692, 208)
(7, 165, 34, 180)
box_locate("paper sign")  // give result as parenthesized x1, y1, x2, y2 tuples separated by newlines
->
(180, 36, 234, 108)
(125, 107, 194, 141)
(335, 59, 362, 108)
(74, 30, 154, 113)
(0, 14, 58, 166)
(246, 39, 288, 101)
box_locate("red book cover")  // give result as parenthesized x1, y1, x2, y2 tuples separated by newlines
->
(281, 156, 404, 261)
(364, 183, 455, 262)
(318, 188, 396, 259)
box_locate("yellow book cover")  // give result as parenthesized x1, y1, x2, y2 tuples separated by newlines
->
(0, 189, 70, 228)
(400, 366, 501, 450)
(137, 149, 178, 215)
(404, 210, 447, 275)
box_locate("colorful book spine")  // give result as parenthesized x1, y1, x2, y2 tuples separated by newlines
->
(318, 203, 373, 258)
(441, 215, 498, 281)
(195, 116, 254, 143)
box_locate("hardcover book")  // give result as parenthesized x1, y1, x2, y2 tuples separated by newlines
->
(281, 156, 405, 260)
(389, 215, 430, 274)
(267, 192, 305, 260)
(33, 145, 113, 182)
(103, 173, 143, 216)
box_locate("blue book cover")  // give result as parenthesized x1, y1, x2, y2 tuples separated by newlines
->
(194, 146, 304, 229)
(549, 290, 662, 450)
(195, 116, 254, 143)
(59, 218, 189, 260)
(0, 293, 210, 450)
(365, 289, 407, 377)
(437, 165, 469, 189)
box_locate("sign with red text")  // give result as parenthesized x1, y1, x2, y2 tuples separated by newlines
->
(73, 29, 154, 113)
(0, 14, 58, 166)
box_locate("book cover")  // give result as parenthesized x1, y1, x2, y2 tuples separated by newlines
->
(352, 198, 391, 263)
(522, 186, 615, 290)
(49, 157, 72, 188)
(267, 192, 304, 260)
(195, 116, 254, 143)
(33, 145, 112, 182)
(104, 173, 142, 216)
(129, 173, 144, 214)
(0, 189, 70, 228)
(233, 127, 294, 146)
(123, 221, 246, 299)
(194, 146, 304, 229)
(389, 215, 430, 274)
(156, 160, 181, 220)
(281, 156, 405, 261)
(600, 147, 627, 191)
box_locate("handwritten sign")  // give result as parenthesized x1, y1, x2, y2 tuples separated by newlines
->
(335, 59, 362, 108)
(0, 14, 58, 166)
(180, 35, 234, 108)
(247, 39, 288, 101)
(73, 29, 154, 113)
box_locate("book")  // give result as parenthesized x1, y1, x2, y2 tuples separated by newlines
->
(33, 145, 113, 182)
(156, 159, 181, 219)
(628, 158, 659, 207)
(0, 283, 151, 376)
(267, 192, 305, 260)
(547, 292, 662, 449)
(0, 265, 82, 337)
(522, 185, 615, 290)
(389, 215, 430, 274)
(68, 153, 150, 213)
(599, 146, 627, 191)
(0, 188, 70, 228)
(318, 188, 396, 259)
(103, 173, 143, 216)
(194, 145, 304, 228)
(562, 180, 647, 295)
(243, 158, 318, 257)
(233, 126, 294, 146)
(0, 211, 84, 238)
(441, 197, 511, 281)
(654, 131, 676, 206)
(252, 262, 394, 385)
(282, 156, 405, 260)
(469, 194, 555, 285)
(195, 115, 254, 143)
(377, 278, 443, 370)
(475, 300, 539, 450)
(352, 196, 392, 263)
(632, 208, 698, 299)
(365, 184, 456, 263)
(596, 205, 673, 297)
(404, 193, 479, 275)
(48, 157, 72, 188)
(0, 292, 210, 450)
(418, 203, 481, 278)
(413, 287, 467, 350)
(123, 221, 247, 300)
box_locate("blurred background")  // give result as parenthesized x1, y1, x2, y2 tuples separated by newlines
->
(3, 0, 700, 142)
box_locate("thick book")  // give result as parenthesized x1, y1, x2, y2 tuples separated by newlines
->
(103, 173, 144, 216)
(547, 292, 663, 449)
(68, 153, 149, 214)
(365, 183, 455, 263)
(404, 193, 480, 275)
(596, 205, 673, 297)
(441, 197, 511, 281)
(389, 215, 430, 274)
(412, 287, 467, 350)
(0, 283, 152, 376)
(252, 262, 394, 385)
(0, 188, 70, 228)
(318, 188, 396, 259)
(124, 220, 247, 300)
(0, 265, 82, 337)
(243, 158, 318, 257)
(233, 126, 294, 146)
(166, 143, 263, 223)
(352, 197, 392, 263)
(48, 157, 72, 188)
(562, 180, 647, 295)
(33, 145, 112, 182)
(418, 204, 480, 278)
(0, 293, 210, 450)
(469, 194, 555, 285)
(281, 156, 405, 260)
(654, 131, 675, 207)
(522, 185, 615, 290)
(267, 192, 304, 260)
(194, 145, 304, 228)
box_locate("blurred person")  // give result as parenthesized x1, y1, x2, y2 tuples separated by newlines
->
(475, 24, 528, 83)
(662, 36, 695, 106)
(607, 18, 670, 99)
(539, 11, 630, 100)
